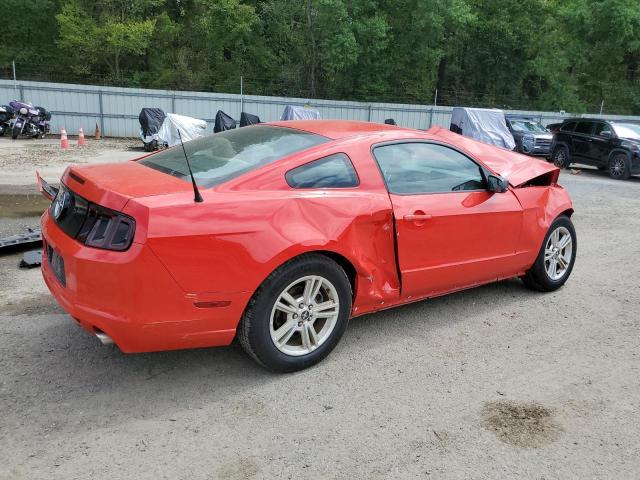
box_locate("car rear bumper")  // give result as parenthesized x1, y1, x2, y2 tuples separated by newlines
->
(41, 210, 247, 353)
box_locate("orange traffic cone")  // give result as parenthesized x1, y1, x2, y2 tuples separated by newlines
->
(77, 127, 86, 147)
(60, 127, 69, 149)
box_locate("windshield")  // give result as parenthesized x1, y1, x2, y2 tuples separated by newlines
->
(139, 125, 328, 188)
(612, 123, 640, 140)
(509, 120, 548, 133)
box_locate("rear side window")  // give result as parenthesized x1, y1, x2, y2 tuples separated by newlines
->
(560, 122, 576, 132)
(286, 153, 359, 188)
(139, 125, 328, 188)
(575, 122, 594, 135)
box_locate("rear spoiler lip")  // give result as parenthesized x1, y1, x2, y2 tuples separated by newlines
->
(36, 170, 59, 201)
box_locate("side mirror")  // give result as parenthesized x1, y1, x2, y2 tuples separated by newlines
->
(487, 174, 509, 193)
(600, 130, 612, 138)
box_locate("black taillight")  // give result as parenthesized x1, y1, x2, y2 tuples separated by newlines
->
(51, 184, 136, 251)
(76, 204, 135, 251)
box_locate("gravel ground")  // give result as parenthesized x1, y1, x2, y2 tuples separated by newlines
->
(0, 168, 639, 480)
(0, 137, 142, 190)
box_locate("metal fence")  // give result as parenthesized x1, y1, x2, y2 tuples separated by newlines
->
(2, 79, 639, 137)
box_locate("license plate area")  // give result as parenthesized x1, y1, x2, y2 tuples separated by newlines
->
(46, 244, 66, 287)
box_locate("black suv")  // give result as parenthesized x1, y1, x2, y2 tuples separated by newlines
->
(550, 118, 640, 179)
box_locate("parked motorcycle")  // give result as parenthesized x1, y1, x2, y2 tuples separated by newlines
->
(0, 104, 14, 137)
(9, 100, 51, 139)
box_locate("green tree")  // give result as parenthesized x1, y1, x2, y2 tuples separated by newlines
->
(0, 0, 62, 76)
(56, 0, 160, 81)
(560, 0, 640, 113)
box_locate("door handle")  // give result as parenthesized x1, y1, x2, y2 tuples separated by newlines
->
(403, 213, 433, 222)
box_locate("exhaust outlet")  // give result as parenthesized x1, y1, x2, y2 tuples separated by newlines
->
(95, 330, 114, 345)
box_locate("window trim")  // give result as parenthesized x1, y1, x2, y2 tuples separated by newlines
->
(285, 152, 360, 189)
(370, 140, 491, 196)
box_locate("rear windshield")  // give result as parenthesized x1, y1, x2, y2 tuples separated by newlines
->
(139, 125, 328, 188)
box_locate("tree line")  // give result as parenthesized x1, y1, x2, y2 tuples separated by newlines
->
(3, 0, 640, 114)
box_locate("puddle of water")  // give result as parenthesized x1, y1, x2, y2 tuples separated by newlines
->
(481, 400, 563, 448)
(0, 194, 51, 218)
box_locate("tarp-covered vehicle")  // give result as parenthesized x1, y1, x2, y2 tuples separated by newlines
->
(214, 111, 237, 133)
(281, 105, 321, 121)
(450, 107, 516, 150)
(139, 108, 207, 151)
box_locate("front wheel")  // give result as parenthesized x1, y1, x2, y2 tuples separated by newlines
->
(11, 125, 20, 140)
(522, 215, 576, 292)
(237, 254, 352, 372)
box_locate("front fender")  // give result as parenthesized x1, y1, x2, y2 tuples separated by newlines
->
(512, 185, 574, 266)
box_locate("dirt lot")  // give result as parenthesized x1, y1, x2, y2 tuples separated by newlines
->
(1, 167, 639, 479)
(0, 136, 141, 192)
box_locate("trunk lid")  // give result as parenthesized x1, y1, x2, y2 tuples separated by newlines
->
(61, 161, 193, 211)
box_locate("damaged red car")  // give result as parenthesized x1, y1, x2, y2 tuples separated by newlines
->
(39, 121, 576, 372)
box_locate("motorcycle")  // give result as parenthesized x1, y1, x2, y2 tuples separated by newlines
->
(0, 104, 14, 137)
(9, 100, 51, 139)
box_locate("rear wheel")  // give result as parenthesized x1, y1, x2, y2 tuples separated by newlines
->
(552, 146, 570, 169)
(608, 153, 631, 180)
(522, 215, 576, 292)
(237, 254, 352, 372)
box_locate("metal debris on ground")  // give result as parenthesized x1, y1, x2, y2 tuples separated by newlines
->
(570, 169, 582, 175)
(0, 227, 42, 254)
(20, 250, 43, 268)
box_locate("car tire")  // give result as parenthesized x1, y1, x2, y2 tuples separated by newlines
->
(552, 146, 570, 169)
(237, 253, 352, 372)
(608, 153, 631, 180)
(522, 215, 576, 292)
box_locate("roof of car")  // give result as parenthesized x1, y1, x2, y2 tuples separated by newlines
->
(268, 120, 407, 140)
(562, 118, 608, 123)
(505, 116, 540, 121)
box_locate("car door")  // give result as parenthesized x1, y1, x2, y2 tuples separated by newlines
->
(591, 122, 615, 167)
(572, 121, 595, 163)
(372, 141, 523, 298)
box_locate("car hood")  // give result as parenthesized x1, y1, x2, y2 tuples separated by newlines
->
(532, 132, 553, 140)
(60, 160, 193, 211)
(428, 126, 559, 187)
(512, 131, 552, 139)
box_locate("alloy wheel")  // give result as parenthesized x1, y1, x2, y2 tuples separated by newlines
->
(553, 149, 567, 168)
(544, 226, 573, 281)
(609, 156, 626, 178)
(269, 275, 340, 356)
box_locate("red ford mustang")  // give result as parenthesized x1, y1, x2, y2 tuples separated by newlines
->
(39, 120, 576, 372)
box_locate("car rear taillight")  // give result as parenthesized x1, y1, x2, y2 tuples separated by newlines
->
(76, 204, 136, 251)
